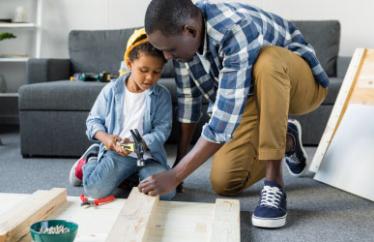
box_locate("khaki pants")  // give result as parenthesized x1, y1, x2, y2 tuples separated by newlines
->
(210, 46, 328, 195)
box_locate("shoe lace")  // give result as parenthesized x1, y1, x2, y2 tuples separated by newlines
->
(286, 152, 300, 164)
(260, 185, 283, 208)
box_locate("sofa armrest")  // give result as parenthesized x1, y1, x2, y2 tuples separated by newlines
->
(26, 58, 71, 84)
(337, 56, 351, 79)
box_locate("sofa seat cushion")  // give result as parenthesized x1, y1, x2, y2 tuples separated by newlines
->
(19, 80, 105, 111)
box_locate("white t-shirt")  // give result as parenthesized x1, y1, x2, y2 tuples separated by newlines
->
(119, 84, 152, 159)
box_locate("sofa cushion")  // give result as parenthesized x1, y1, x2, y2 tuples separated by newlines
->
(19, 78, 178, 111)
(323, 77, 342, 105)
(292, 20, 340, 77)
(69, 28, 175, 78)
(19, 81, 105, 111)
(69, 29, 135, 74)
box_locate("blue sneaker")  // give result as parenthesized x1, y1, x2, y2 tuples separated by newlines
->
(252, 180, 287, 228)
(285, 119, 308, 176)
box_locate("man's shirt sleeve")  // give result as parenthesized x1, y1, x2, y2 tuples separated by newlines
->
(202, 20, 262, 144)
(174, 60, 203, 123)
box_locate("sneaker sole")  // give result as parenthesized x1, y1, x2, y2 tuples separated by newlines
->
(252, 214, 287, 228)
(286, 119, 310, 177)
(68, 143, 100, 186)
(69, 160, 82, 187)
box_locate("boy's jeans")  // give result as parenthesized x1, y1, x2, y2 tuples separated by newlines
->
(83, 150, 175, 200)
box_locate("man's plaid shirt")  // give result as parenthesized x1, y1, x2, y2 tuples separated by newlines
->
(174, 1, 329, 144)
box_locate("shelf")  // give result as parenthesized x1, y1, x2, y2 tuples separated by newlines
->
(0, 93, 19, 98)
(0, 23, 36, 29)
(0, 57, 28, 62)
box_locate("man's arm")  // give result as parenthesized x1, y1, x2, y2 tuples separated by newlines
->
(139, 21, 262, 196)
(138, 136, 222, 196)
(174, 137, 222, 182)
(173, 122, 197, 167)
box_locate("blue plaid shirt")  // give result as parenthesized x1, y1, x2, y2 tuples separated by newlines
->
(175, 1, 329, 144)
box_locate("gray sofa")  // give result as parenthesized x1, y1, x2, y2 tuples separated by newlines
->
(19, 20, 349, 157)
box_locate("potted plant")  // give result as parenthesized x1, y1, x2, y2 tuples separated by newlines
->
(0, 32, 16, 41)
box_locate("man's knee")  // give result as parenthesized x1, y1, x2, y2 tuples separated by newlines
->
(210, 173, 248, 196)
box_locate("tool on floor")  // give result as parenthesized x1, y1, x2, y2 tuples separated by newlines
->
(80, 194, 116, 208)
(70, 72, 116, 82)
(118, 129, 147, 167)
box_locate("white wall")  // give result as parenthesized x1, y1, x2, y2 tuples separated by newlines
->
(39, 0, 374, 58)
(40, 0, 151, 58)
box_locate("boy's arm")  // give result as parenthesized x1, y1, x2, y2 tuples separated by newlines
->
(86, 84, 111, 141)
(141, 88, 173, 152)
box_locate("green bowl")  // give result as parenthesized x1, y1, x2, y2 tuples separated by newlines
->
(30, 220, 78, 242)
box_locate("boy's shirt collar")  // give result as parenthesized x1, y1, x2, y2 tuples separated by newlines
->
(113, 72, 156, 96)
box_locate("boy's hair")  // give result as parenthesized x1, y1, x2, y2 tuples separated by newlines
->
(145, 0, 200, 36)
(128, 35, 166, 63)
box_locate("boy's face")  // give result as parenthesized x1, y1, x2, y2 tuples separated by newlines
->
(127, 53, 164, 91)
(148, 29, 201, 63)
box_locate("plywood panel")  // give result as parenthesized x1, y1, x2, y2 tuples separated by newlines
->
(106, 188, 240, 242)
(314, 104, 374, 201)
(313, 48, 374, 201)
(210, 199, 240, 242)
(310, 48, 366, 172)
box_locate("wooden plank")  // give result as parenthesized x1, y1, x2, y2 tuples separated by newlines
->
(309, 48, 367, 173)
(209, 199, 240, 242)
(350, 49, 374, 105)
(313, 49, 374, 201)
(144, 201, 215, 242)
(106, 187, 158, 242)
(0, 193, 127, 242)
(0, 188, 67, 242)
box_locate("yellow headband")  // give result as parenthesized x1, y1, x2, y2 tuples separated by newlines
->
(123, 28, 148, 65)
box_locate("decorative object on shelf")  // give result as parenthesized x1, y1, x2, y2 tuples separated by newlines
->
(0, 19, 12, 23)
(0, 74, 7, 93)
(0, 33, 20, 59)
(0, 32, 16, 41)
(13, 6, 27, 23)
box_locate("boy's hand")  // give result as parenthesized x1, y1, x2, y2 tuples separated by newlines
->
(115, 138, 134, 157)
(102, 134, 121, 151)
(103, 134, 129, 156)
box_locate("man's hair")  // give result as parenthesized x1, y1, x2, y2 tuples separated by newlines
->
(145, 0, 199, 35)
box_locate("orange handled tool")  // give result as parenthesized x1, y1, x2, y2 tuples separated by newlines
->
(80, 194, 116, 208)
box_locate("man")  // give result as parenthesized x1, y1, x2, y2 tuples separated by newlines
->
(139, 0, 328, 228)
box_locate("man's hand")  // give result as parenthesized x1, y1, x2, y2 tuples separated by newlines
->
(138, 169, 179, 196)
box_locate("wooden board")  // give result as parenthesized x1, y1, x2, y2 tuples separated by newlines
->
(106, 188, 240, 242)
(309, 48, 366, 173)
(0, 188, 67, 242)
(0, 192, 127, 242)
(312, 48, 374, 201)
